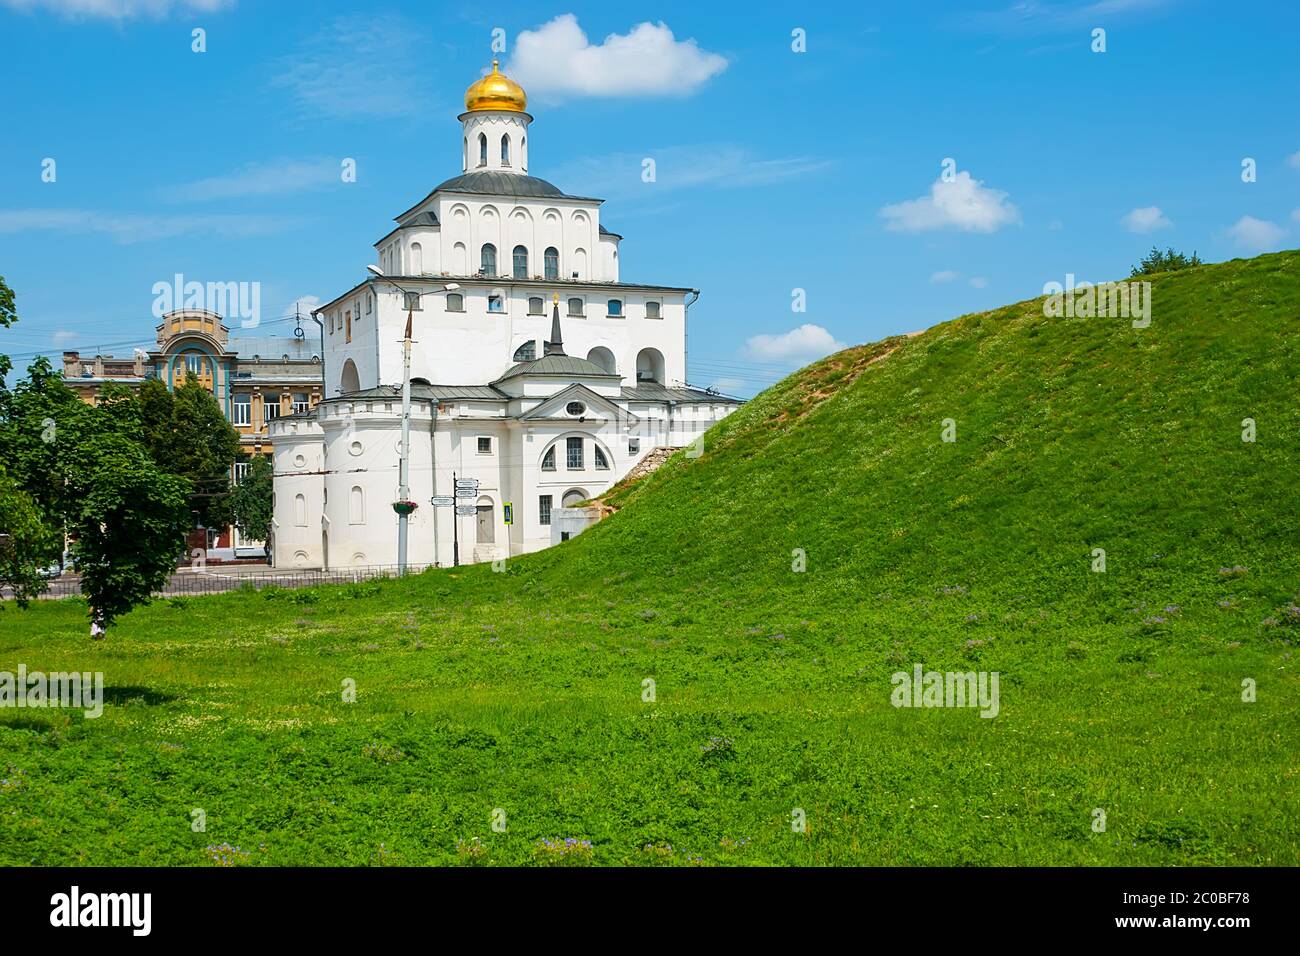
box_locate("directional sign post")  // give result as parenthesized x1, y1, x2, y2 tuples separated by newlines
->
(455, 505, 476, 516)
(430, 496, 455, 507)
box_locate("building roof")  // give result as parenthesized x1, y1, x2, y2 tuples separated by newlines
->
(225, 335, 322, 360)
(621, 383, 745, 404)
(494, 353, 617, 383)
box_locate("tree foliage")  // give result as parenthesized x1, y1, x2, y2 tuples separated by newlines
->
(1130, 246, 1203, 277)
(0, 465, 60, 607)
(230, 454, 274, 550)
(62, 431, 191, 631)
(138, 374, 239, 529)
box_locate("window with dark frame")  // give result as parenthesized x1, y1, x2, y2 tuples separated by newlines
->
(539, 494, 552, 525)
(566, 436, 583, 469)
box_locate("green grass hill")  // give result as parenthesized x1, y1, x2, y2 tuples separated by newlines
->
(2, 251, 1298, 865)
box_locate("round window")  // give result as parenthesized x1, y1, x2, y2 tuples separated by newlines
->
(566, 402, 586, 416)
(293, 453, 306, 468)
(349, 440, 363, 457)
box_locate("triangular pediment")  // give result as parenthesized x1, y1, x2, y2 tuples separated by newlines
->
(519, 383, 634, 423)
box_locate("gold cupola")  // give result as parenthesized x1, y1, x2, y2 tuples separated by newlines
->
(464, 60, 527, 113)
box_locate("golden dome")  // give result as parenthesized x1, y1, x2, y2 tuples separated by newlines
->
(464, 60, 527, 113)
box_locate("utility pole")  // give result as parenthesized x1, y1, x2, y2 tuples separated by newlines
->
(396, 305, 414, 576)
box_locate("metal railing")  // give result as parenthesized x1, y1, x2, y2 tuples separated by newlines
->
(5, 563, 439, 601)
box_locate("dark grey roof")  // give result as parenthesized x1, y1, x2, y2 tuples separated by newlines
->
(334, 383, 506, 402)
(621, 384, 745, 404)
(599, 224, 622, 239)
(430, 171, 595, 200)
(494, 353, 617, 382)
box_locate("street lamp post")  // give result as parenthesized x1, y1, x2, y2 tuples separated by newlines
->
(365, 265, 459, 575)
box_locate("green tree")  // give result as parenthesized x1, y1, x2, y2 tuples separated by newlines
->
(63, 431, 191, 634)
(1130, 246, 1203, 277)
(230, 454, 274, 553)
(139, 373, 240, 529)
(0, 465, 60, 607)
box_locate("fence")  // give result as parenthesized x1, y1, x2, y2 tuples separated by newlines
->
(6, 563, 439, 601)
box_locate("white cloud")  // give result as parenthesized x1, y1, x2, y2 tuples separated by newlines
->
(743, 324, 846, 363)
(509, 14, 727, 98)
(1226, 215, 1287, 253)
(160, 158, 341, 202)
(0, 0, 232, 17)
(281, 295, 320, 320)
(709, 377, 746, 393)
(0, 208, 297, 243)
(930, 270, 960, 283)
(269, 16, 434, 120)
(51, 330, 77, 344)
(962, 0, 1171, 35)
(550, 145, 829, 200)
(969, 276, 988, 289)
(1121, 205, 1172, 233)
(880, 170, 1020, 234)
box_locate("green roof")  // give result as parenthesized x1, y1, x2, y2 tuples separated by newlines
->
(494, 353, 617, 382)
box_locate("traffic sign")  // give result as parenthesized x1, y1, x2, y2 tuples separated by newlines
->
(430, 496, 454, 506)
(455, 505, 476, 516)
(503, 502, 513, 525)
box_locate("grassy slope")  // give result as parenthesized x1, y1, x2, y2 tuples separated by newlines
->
(2, 252, 1298, 865)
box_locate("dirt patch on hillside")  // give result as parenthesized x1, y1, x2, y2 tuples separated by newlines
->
(769, 336, 910, 425)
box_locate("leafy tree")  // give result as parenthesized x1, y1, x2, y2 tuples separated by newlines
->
(62, 431, 191, 633)
(1131, 246, 1203, 277)
(139, 373, 239, 529)
(0, 274, 15, 387)
(230, 454, 274, 553)
(0, 466, 59, 607)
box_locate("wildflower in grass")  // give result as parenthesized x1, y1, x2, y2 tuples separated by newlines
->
(700, 736, 734, 754)
(643, 842, 674, 858)
(456, 837, 487, 862)
(205, 842, 251, 867)
(533, 837, 594, 864)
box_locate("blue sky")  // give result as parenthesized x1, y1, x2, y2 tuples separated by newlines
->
(1, 0, 1297, 396)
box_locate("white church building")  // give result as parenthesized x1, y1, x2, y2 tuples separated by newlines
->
(269, 62, 742, 569)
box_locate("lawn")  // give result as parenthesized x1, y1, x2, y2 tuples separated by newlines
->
(2, 251, 1298, 866)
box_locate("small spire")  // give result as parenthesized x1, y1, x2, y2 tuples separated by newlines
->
(491, 59, 500, 73)
(545, 292, 565, 356)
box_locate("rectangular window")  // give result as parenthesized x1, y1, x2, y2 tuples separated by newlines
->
(607, 299, 623, 317)
(566, 436, 583, 470)
(539, 494, 552, 526)
(528, 296, 544, 315)
(629, 438, 641, 455)
(185, 354, 202, 374)
(477, 436, 492, 454)
(291, 392, 310, 415)
(645, 301, 661, 319)
(233, 395, 252, 426)
(345, 310, 352, 343)
(232, 461, 250, 485)
(264, 401, 281, 423)
(488, 294, 505, 313)
(446, 293, 465, 312)
(567, 297, 585, 317)
(366, 295, 373, 315)
(403, 292, 422, 311)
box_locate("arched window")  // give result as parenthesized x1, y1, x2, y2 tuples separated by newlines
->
(463, 137, 468, 170)
(562, 489, 586, 508)
(635, 348, 665, 384)
(349, 486, 364, 524)
(480, 243, 496, 275)
(294, 494, 307, 527)
(478, 133, 487, 167)
(541, 446, 555, 471)
(445, 292, 464, 312)
(586, 347, 616, 375)
(567, 297, 585, 317)
(527, 296, 544, 315)
(607, 299, 623, 317)
(544, 247, 559, 280)
(500, 134, 510, 166)
(410, 242, 423, 275)
(513, 245, 528, 279)
(645, 301, 661, 319)
(513, 340, 536, 362)
(340, 358, 360, 394)
(594, 445, 610, 470)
